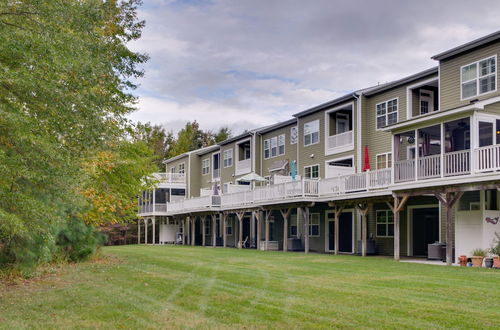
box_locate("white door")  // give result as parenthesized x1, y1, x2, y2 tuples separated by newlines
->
(419, 90, 434, 115)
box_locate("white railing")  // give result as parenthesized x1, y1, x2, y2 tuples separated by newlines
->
(213, 168, 220, 179)
(236, 158, 251, 175)
(154, 172, 186, 184)
(418, 154, 441, 179)
(327, 130, 353, 150)
(167, 194, 220, 213)
(475, 144, 500, 172)
(368, 168, 392, 188)
(139, 203, 167, 214)
(394, 159, 415, 183)
(155, 203, 167, 212)
(344, 172, 367, 192)
(226, 184, 251, 194)
(444, 149, 470, 176)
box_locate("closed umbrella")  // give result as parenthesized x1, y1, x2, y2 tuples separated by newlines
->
(291, 160, 296, 181)
(363, 145, 371, 171)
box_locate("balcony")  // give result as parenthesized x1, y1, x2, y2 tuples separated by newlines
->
(154, 172, 186, 185)
(235, 158, 251, 176)
(327, 130, 353, 154)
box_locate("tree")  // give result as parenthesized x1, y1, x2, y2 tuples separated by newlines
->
(132, 122, 173, 170)
(0, 0, 149, 273)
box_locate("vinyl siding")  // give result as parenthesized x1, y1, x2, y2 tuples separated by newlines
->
(219, 136, 254, 188)
(439, 41, 500, 111)
(483, 100, 500, 115)
(260, 123, 298, 177)
(297, 100, 357, 177)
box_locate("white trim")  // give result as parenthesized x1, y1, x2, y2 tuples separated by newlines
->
(303, 163, 320, 179)
(406, 204, 439, 257)
(263, 139, 270, 159)
(223, 148, 233, 168)
(304, 119, 320, 147)
(406, 77, 439, 119)
(460, 55, 497, 101)
(356, 95, 362, 173)
(375, 209, 394, 238)
(308, 212, 320, 237)
(211, 151, 220, 182)
(325, 208, 354, 253)
(324, 102, 354, 156)
(201, 158, 210, 176)
(375, 97, 399, 131)
(375, 152, 392, 170)
(278, 133, 285, 156)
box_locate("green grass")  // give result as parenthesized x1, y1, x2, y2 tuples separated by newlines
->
(1, 246, 499, 329)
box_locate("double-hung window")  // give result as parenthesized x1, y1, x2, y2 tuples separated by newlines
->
(170, 166, 176, 174)
(202, 158, 210, 175)
(304, 165, 319, 179)
(376, 153, 392, 169)
(461, 56, 496, 99)
(223, 149, 233, 168)
(376, 210, 394, 237)
(304, 120, 319, 146)
(270, 137, 278, 157)
(178, 163, 185, 174)
(376, 99, 398, 129)
(289, 214, 298, 237)
(308, 213, 320, 236)
(226, 219, 233, 236)
(278, 134, 285, 155)
(264, 140, 270, 159)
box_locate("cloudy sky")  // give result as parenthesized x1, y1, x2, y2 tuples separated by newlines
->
(128, 0, 500, 135)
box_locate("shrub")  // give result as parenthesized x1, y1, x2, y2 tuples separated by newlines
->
(56, 218, 107, 262)
(490, 232, 500, 256)
(471, 248, 487, 257)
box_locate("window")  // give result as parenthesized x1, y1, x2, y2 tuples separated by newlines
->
(304, 165, 319, 179)
(376, 153, 392, 169)
(289, 214, 298, 237)
(376, 210, 394, 237)
(223, 149, 233, 168)
(264, 139, 270, 159)
(376, 99, 398, 129)
(271, 136, 277, 157)
(278, 134, 285, 155)
(204, 221, 211, 236)
(461, 56, 496, 99)
(304, 120, 319, 146)
(290, 126, 298, 144)
(226, 219, 233, 236)
(308, 213, 320, 237)
(170, 166, 176, 173)
(178, 163, 185, 174)
(202, 158, 210, 175)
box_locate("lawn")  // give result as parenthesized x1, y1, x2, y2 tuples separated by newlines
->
(1, 246, 499, 329)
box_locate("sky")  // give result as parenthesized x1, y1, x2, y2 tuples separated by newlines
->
(127, 0, 500, 135)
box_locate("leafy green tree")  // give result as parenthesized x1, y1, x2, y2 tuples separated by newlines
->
(132, 122, 173, 170)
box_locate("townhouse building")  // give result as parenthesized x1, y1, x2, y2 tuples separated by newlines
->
(138, 31, 500, 264)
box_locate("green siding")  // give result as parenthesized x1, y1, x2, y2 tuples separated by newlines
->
(260, 122, 298, 177)
(440, 41, 500, 111)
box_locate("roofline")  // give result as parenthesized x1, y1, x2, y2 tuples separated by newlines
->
(363, 67, 438, 96)
(218, 131, 254, 146)
(257, 118, 297, 134)
(431, 30, 500, 61)
(163, 152, 189, 164)
(293, 93, 356, 118)
(194, 144, 220, 156)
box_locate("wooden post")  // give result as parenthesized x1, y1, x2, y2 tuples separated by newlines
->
(386, 195, 409, 261)
(280, 208, 292, 252)
(255, 210, 262, 250)
(265, 210, 271, 250)
(222, 213, 227, 248)
(236, 211, 245, 249)
(152, 218, 156, 245)
(145, 218, 148, 244)
(137, 219, 141, 244)
(356, 204, 369, 257)
(304, 207, 310, 254)
(191, 216, 195, 246)
(212, 214, 217, 247)
(434, 192, 463, 265)
(333, 205, 344, 255)
(201, 216, 206, 247)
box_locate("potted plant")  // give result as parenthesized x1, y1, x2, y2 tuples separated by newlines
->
(490, 232, 500, 268)
(470, 248, 487, 267)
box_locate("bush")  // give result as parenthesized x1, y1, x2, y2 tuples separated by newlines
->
(56, 218, 107, 262)
(471, 248, 487, 257)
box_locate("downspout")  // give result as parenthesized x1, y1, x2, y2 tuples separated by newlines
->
(252, 132, 256, 173)
(187, 152, 191, 198)
(257, 131, 263, 176)
(353, 92, 362, 172)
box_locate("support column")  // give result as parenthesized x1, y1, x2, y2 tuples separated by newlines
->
(152, 217, 156, 245)
(212, 214, 217, 247)
(387, 195, 409, 261)
(137, 219, 141, 244)
(256, 210, 262, 251)
(265, 210, 270, 251)
(236, 211, 245, 248)
(434, 192, 463, 265)
(201, 216, 206, 247)
(304, 207, 310, 254)
(333, 205, 345, 255)
(222, 213, 227, 248)
(191, 216, 195, 246)
(280, 208, 292, 252)
(182, 218, 187, 245)
(356, 203, 369, 257)
(145, 218, 148, 244)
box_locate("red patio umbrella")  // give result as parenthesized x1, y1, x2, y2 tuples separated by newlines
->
(363, 145, 371, 171)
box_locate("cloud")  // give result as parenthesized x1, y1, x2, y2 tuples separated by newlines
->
(128, 0, 500, 134)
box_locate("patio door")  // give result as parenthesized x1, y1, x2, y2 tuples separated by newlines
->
(326, 210, 353, 253)
(477, 119, 495, 147)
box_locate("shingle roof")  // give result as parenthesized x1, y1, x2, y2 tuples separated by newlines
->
(431, 30, 500, 61)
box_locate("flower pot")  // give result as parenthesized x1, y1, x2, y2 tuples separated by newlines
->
(494, 256, 500, 269)
(484, 257, 493, 268)
(470, 256, 484, 267)
(458, 255, 467, 266)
